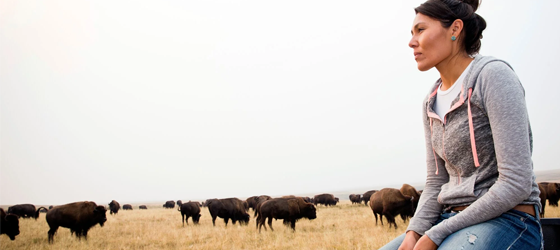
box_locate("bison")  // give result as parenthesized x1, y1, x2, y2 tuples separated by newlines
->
(399, 184, 421, 221)
(122, 204, 133, 210)
(139, 205, 148, 210)
(179, 202, 202, 226)
(7, 204, 47, 220)
(46, 201, 107, 243)
(362, 190, 378, 206)
(349, 194, 362, 204)
(108, 200, 120, 215)
(163, 200, 176, 209)
(543, 182, 560, 206)
(313, 193, 338, 206)
(246, 195, 272, 212)
(1, 208, 19, 241)
(256, 197, 317, 232)
(177, 200, 183, 207)
(206, 198, 250, 227)
(370, 188, 415, 229)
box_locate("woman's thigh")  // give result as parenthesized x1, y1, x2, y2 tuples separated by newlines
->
(438, 210, 542, 250)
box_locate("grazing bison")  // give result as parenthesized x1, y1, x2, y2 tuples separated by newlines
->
(538, 183, 547, 217)
(139, 205, 148, 210)
(246, 195, 272, 212)
(313, 193, 338, 206)
(248, 195, 273, 217)
(206, 198, 250, 227)
(544, 182, 560, 206)
(362, 190, 378, 206)
(349, 194, 362, 204)
(370, 188, 415, 229)
(257, 197, 317, 232)
(1, 208, 19, 241)
(399, 184, 421, 221)
(7, 204, 47, 220)
(46, 201, 107, 243)
(108, 200, 120, 215)
(177, 200, 183, 207)
(122, 204, 133, 210)
(179, 202, 202, 226)
(163, 200, 176, 209)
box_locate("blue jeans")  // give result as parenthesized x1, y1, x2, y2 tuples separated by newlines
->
(379, 206, 543, 250)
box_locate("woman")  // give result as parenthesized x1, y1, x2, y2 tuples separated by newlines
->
(380, 0, 543, 249)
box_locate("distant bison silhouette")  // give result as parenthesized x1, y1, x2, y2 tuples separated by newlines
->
(362, 190, 378, 206)
(122, 204, 133, 210)
(1, 208, 19, 241)
(349, 194, 362, 204)
(108, 200, 120, 215)
(163, 200, 175, 209)
(206, 198, 250, 227)
(257, 197, 316, 232)
(7, 204, 47, 220)
(46, 201, 107, 243)
(313, 193, 338, 206)
(139, 205, 148, 210)
(179, 202, 202, 226)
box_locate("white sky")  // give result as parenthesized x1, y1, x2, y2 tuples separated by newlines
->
(1, 0, 559, 206)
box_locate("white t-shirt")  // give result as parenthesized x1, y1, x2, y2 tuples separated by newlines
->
(434, 61, 473, 121)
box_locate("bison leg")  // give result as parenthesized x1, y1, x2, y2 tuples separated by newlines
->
(290, 219, 296, 231)
(211, 215, 217, 226)
(224, 218, 229, 227)
(182, 214, 185, 227)
(82, 229, 89, 241)
(48, 226, 58, 244)
(268, 217, 274, 231)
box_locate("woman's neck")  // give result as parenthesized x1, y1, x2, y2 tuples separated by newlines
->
(436, 54, 474, 91)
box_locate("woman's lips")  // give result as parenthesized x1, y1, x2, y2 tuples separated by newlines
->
(414, 52, 422, 60)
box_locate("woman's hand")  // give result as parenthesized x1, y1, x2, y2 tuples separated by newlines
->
(398, 231, 421, 250)
(412, 235, 437, 250)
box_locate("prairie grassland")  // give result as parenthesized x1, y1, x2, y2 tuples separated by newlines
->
(1, 201, 559, 250)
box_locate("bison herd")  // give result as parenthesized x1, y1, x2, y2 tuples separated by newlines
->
(1, 181, 559, 244)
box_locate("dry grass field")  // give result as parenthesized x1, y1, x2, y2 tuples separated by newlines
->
(1, 201, 559, 250)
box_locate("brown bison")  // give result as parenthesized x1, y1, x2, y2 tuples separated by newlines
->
(163, 200, 175, 209)
(1, 208, 19, 241)
(108, 200, 120, 215)
(399, 184, 421, 221)
(370, 188, 415, 229)
(313, 193, 338, 206)
(179, 202, 202, 226)
(362, 190, 378, 206)
(139, 205, 148, 210)
(206, 198, 250, 226)
(542, 182, 560, 206)
(122, 204, 133, 210)
(257, 197, 317, 232)
(538, 183, 547, 217)
(46, 201, 107, 243)
(349, 194, 362, 204)
(177, 200, 183, 207)
(7, 204, 47, 220)
(246, 195, 272, 212)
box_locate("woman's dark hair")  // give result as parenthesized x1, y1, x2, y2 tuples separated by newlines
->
(415, 0, 486, 56)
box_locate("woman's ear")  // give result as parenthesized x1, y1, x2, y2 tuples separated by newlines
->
(451, 19, 464, 39)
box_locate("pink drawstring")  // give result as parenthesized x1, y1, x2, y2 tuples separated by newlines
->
(467, 88, 480, 167)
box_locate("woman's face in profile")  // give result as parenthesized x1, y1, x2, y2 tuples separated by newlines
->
(409, 13, 454, 71)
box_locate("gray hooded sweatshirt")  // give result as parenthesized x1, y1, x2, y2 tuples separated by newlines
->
(406, 55, 541, 246)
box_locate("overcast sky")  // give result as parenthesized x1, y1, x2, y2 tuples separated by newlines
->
(1, 0, 559, 206)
